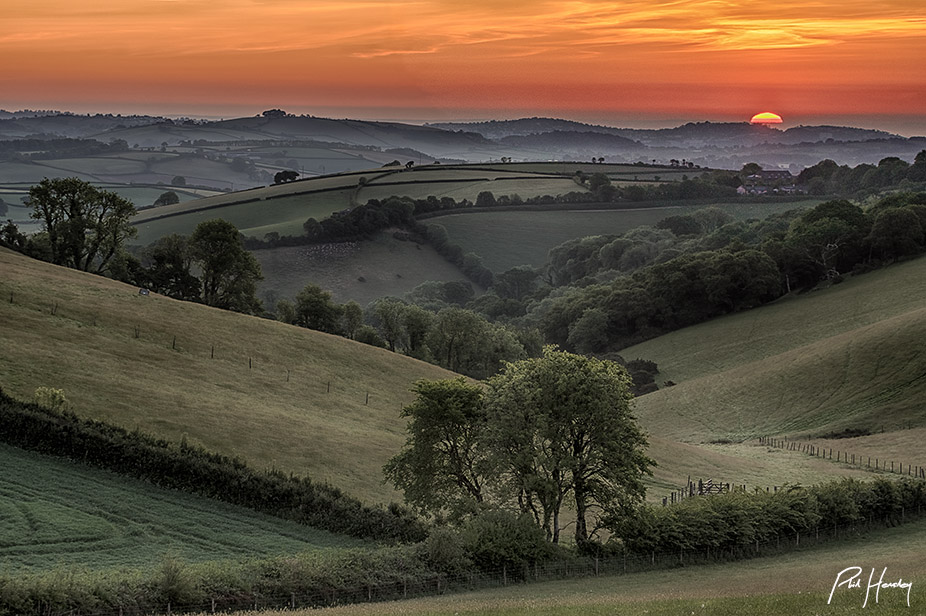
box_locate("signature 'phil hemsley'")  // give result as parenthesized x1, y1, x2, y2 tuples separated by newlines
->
(829, 566, 913, 607)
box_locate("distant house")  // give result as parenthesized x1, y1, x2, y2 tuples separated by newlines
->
(742, 168, 796, 195)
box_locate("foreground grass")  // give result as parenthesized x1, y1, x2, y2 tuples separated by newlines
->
(279, 518, 926, 616)
(0, 443, 362, 571)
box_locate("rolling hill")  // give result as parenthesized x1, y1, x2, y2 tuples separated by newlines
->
(622, 256, 926, 462)
(0, 247, 456, 504)
(0, 247, 883, 508)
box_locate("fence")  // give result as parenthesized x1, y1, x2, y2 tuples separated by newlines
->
(18, 508, 924, 616)
(760, 436, 926, 479)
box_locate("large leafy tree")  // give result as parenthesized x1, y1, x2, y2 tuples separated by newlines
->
(385, 348, 654, 545)
(28, 177, 136, 273)
(486, 348, 654, 544)
(188, 219, 262, 314)
(142, 234, 201, 300)
(383, 378, 488, 520)
(293, 283, 343, 333)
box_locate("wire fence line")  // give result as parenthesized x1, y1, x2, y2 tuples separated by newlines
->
(18, 509, 924, 616)
(2, 290, 380, 406)
(760, 435, 926, 479)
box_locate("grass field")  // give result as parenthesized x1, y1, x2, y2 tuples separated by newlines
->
(621, 256, 926, 455)
(432, 199, 818, 271)
(256, 232, 477, 306)
(358, 177, 585, 203)
(128, 162, 716, 248)
(133, 187, 357, 244)
(0, 247, 455, 504)
(244, 517, 926, 616)
(0, 444, 362, 571)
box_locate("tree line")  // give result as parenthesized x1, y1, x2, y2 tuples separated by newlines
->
(511, 191, 926, 354)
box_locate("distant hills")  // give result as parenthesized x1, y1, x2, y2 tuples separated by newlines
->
(1, 111, 923, 184)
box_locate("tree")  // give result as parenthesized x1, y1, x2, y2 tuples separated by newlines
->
(274, 170, 299, 184)
(172, 175, 187, 186)
(142, 234, 200, 300)
(293, 284, 343, 333)
(383, 378, 488, 520)
(188, 219, 263, 313)
(153, 191, 179, 206)
(371, 298, 409, 352)
(475, 191, 497, 207)
(486, 348, 654, 544)
(867, 208, 925, 261)
(28, 177, 137, 273)
(342, 301, 364, 339)
(0, 198, 7, 217)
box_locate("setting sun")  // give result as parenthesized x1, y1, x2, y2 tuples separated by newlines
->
(751, 112, 784, 125)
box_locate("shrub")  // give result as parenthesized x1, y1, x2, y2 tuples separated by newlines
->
(32, 387, 68, 412)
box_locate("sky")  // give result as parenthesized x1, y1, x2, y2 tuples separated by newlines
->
(3, 0, 926, 134)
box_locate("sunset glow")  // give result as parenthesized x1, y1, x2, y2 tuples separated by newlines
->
(751, 112, 783, 125)
(3, 1, 925, 132)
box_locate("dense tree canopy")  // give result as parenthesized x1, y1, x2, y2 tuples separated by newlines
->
(383, 378, 488, 520)
(28, 177, 136, 273)
(385, 349, 653, 544)
(486, 348, 653, 544)
(188, 219, 263, 314)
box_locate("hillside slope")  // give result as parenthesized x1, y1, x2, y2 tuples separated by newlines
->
(0, 247, 456, 503)
(623, 256, 926, 445)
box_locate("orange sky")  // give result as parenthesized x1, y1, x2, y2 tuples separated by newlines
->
(3, 0, 925, 132)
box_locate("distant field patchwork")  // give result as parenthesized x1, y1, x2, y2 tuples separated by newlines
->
(0, 444, 362, 571)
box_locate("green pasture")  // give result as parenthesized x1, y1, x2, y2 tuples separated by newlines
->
(357, 177, 586, 203)
(0, 444, 362, 572)
(265, 518, 926, 616)
(433, 200, 816, 271)
(0, 161, 98, 183)
(625, 255, 926, 445)
(40, 157, 147, 176)
(0, 248, 456, 505)
(256, 232, 478, 306)
(132, 188, 355, 244)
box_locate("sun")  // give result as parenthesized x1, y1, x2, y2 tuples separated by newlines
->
(750, 112, 783, 125)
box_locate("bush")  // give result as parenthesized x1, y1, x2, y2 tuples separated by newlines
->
(461, 510, 556, 574)
(32, 387, 68, 412)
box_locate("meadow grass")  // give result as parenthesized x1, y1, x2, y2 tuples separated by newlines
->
(239, 517, 926, 616)
(624, 256, 926, 446)
(356, 178, 584, 204)
(0, 247, 455, 504)
(133, 188, 356, 244)
(39, 157, 147, 176)
(255, 232, 476, 306)
(0, 443, 363, 572)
